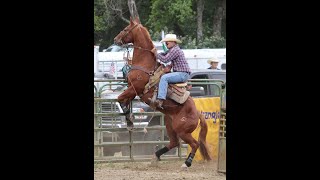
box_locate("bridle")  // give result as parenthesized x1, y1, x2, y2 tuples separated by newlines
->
(117, 23, 140, 46)
(117, 23, 156, 55)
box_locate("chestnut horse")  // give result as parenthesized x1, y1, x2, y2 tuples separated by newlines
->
(114, 17, 211, 168)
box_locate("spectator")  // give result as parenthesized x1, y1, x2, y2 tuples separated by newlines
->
(207, 58, 221, 70)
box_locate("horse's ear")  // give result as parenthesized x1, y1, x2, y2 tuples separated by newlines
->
(130, 17, 134, 25)
(134, 16, 141, 24)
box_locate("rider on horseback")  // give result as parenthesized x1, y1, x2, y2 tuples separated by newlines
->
(151, 34, 191, 109)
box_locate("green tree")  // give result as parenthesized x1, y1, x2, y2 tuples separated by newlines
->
(94, 0, 226, 49)
(147, 0, 194, 36)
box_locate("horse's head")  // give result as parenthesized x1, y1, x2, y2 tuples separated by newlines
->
(114, 17, 141, 46)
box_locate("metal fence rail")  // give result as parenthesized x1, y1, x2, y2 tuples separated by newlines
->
(218, 112, 226, 172)
(94, 79, 226, 163)
(94, 99, 182, 162)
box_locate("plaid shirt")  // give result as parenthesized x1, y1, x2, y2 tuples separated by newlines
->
(156, 45, 191, 74)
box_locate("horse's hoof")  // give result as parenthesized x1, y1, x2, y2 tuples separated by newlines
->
(150, 154, 159, 167)
(150, 160, 159, 167)
(152, 154, 159, 161)
(181, 163, 188, 171)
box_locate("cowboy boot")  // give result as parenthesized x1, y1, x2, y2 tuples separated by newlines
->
(154, 99, 164, 109)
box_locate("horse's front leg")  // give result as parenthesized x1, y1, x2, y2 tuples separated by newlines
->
(118, 86, 137, 130)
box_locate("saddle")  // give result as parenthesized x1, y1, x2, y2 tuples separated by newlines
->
(144, 65, 190, 105)
(167, 83, 190, 104)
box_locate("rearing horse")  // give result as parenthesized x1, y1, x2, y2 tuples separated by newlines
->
(114, 17, 211, 168)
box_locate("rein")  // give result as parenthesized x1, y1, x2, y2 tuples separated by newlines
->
(118, 23, 140, 45)
(130, 66, 154, 76)
(123, 45, 157, 76)
(133, 45, 155, 54)
(123, 47, 155, 75)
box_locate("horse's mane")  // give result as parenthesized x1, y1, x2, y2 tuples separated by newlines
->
(138, 25, 154, 48)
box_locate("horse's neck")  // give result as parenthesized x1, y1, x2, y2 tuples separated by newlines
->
(132, 41, 155, 70)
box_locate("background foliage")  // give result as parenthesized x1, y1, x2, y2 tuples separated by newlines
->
(94, 0, 226, 50)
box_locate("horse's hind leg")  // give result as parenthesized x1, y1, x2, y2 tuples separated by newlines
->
(153, 115, 179, 161)
(117, 86, 137, 130)
(178, 132, 199, 168)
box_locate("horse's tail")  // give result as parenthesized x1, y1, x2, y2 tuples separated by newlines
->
(198, 111, 212, 161)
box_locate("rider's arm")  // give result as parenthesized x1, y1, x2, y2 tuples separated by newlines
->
(156, 46, 179, 63)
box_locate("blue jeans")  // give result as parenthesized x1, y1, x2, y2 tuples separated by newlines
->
(157, 72, 190, 100)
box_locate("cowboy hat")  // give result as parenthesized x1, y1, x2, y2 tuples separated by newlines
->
(160, 34, 182, 43)
(207, 57, 220, 64)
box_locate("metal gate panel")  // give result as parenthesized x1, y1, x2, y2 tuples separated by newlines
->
(217, 112, 226, 172)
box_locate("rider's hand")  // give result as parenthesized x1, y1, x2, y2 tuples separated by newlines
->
(151, 48, 157, 56)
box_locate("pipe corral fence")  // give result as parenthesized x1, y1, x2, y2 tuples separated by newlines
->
(94, 79, 226, 171)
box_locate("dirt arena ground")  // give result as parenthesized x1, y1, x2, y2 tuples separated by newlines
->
(94, 160, 226, 180)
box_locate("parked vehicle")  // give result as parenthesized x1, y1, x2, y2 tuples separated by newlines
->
(102, 44, 127, 52)
(189, 69, 226, 110)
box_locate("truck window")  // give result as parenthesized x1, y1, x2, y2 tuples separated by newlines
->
(221, 63, 226, 70)
(190, 74, 211, 97)
(208, 74, 225, 97)
(190, 74, 224, 97)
